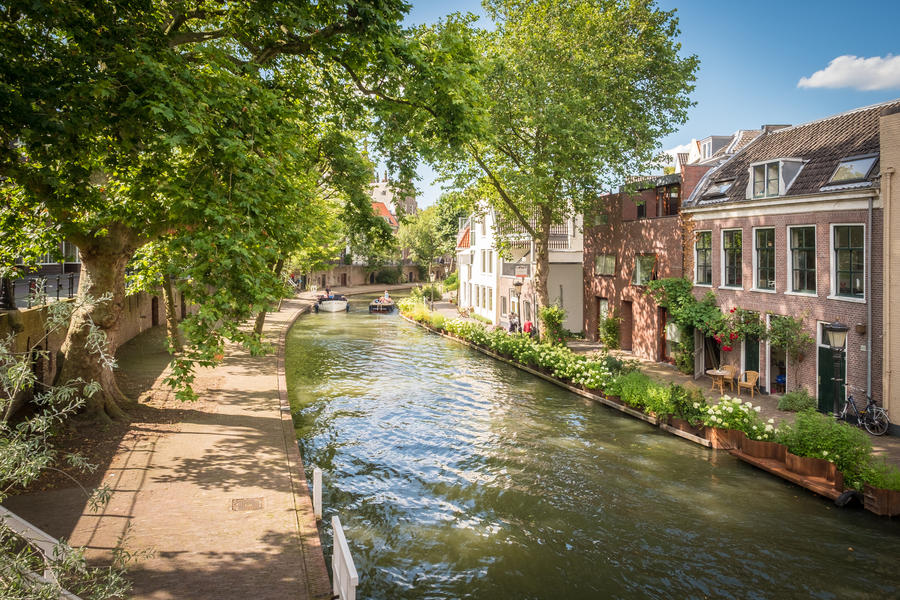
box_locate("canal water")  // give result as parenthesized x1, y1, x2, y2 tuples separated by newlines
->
(285, 295, 900, 599)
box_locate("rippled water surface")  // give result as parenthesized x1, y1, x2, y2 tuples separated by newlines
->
(285, 296, 900, 599)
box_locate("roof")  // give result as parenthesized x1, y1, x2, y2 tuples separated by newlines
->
(457, 226, 471, 249)
(686, 99, 900, 208)
(371, 201, 398, 228)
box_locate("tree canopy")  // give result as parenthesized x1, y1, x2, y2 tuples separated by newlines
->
(0, 0, 478, 417)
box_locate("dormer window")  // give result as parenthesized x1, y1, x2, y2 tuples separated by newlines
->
(701, 141, 712, 159)
(829, 155, 877, 184)
(704, 179, 733, 198)
(752, 162, 779, 198)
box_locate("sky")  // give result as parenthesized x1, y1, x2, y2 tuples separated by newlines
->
(396, 0, 900, 207)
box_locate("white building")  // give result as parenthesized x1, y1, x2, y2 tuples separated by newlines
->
(456, 208, 584, 333)
(369, 174, 417, 218)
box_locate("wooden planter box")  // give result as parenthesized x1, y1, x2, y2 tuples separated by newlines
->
(705, 427, 747, 450)
(784, 452, 843, 490)
(862, 484, 900, 516)
(667, 416, 705, 438)
(741, 438, 787, 462)
(605, 395, 623, 405)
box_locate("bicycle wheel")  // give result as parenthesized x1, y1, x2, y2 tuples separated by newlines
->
(864, 408, 890, 436)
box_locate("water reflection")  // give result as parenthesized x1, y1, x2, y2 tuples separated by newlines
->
(285, 295, 900, 599)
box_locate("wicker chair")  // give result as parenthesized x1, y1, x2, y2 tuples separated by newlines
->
(738, 370, 760, 398)
(720, 364, 737, 392)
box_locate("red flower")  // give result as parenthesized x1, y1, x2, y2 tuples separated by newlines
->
(730, 308, 736, 313)
(722, 345, 733, 352)
(729, 332, 738, 340)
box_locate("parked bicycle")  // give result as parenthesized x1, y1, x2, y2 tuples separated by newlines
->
(838, 392, 890, 436)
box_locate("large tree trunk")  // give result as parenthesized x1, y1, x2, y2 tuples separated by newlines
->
(253, 258, 285, 336)
(163, 275, 183, 353)
(533, 206, 552, 340)
(55, 225, 140, 423)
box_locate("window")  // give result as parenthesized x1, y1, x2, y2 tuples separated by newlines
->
(657, 184, 680, 216)
(488, 289, 493, 311)
(755, 228, 775, 290)
(702, 141, 712, 159)
(632, 254, 656, 286)
(594, 254, 615, 276)
(598, 298, 609, 320)
(61, 242, 80, 263)
(752, 162, 780, 198)
(501, 296, 507, 316)
(834, 225, 864, 298)
(789, 226, 816, 294)
(829, 156, 877, 184)
(695, 231, 712, 285)
(722, 229, 742, 287)
(704, 180, 733, 198)
(636, 200, 646, 219)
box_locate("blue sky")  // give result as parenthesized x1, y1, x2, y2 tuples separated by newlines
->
(399, 1, 900, 206)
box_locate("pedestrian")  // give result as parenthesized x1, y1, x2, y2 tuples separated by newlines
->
(523, 320, 534, 337)
(508, 312, 519, 332)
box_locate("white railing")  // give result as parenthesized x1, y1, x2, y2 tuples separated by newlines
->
(0, 506, 82, 599)
(313, 467, 323, 520)
(331, 516, 359, 600)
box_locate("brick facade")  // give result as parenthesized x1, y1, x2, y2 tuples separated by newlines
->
(687, 204, 882, 404)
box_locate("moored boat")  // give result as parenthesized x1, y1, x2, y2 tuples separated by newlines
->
(315, 294, 349, 312)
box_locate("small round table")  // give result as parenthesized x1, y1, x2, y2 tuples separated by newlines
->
(706, 369, 727, 395)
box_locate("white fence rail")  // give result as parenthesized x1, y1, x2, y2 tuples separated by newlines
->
(313, 467, 323, 520)
(0, 506, 82, 599)
(331, 516, 359, 600)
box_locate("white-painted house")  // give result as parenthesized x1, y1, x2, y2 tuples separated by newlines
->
(456, 208, 584, 333)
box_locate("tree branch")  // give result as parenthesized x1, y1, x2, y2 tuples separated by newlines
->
(466, 143, 536, 238)
(336, 59, 438, 119)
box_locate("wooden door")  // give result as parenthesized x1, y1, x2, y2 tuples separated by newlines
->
(817, 346, 846, 413)
(621, 301, 633, 351)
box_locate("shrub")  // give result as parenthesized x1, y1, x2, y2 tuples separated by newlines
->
(443, 272, 459, 290)
(618, 371, 652, 409)
(429, 313, 446, 331)
(701, 396, 772, 440)
(669, 385, 708, 426)
(777, 388, 816, 412)
(643, 382, 673, 416)
(539, 304, 567, 346)
(598, 311, 620, 349)
(673, 328, 694, 375)
(470, 313, 492, 325)
(775, 410, 873, 488)
(863, 459, 900, 492)
(374, 267, 402, 284)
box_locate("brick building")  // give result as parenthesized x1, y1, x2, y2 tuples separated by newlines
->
(682, 100, 898, 417)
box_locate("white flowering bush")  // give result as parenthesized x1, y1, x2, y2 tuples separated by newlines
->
(701, 396, 773, 440)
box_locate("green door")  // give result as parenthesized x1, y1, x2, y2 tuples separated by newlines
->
(817, 346, 846, 413)
(745, 335, 759, 373)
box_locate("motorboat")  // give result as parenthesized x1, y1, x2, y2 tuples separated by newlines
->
(315, 294, 349, 312)
(369, 295, 395, 313)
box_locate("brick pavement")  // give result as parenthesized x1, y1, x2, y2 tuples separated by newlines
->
(3, 291, 394, 599)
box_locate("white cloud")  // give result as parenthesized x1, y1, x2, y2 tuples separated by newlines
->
(798, 54, 900, 91)
(660, 141, 695, 167)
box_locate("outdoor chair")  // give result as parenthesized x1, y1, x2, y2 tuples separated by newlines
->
(721, 364, 737, 392)
(738, 370, 760, 398)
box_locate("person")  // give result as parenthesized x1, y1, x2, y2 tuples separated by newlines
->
(384, 290, 390, 299)
(325, 286, 332, 298)
(523, 320, 534, 337)
(508, 312, 518, 333)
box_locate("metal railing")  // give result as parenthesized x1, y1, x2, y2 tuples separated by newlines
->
(0, 274, 79, 310)
(0, 506, 82, 599)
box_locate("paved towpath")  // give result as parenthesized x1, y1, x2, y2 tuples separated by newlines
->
(2, 285, 411, 599)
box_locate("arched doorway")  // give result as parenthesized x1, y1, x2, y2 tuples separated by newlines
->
(151, 296, 160, 327)
(369, 272, 375, 284)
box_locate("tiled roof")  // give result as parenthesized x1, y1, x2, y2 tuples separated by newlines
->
(457, 226, 470, 249)
(371, 201, 398, 227)
(686, 99, 900, 207)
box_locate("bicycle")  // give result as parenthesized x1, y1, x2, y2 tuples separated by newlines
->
(838, 393, 890, 436)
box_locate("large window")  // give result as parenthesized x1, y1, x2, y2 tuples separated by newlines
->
(695, 231, 712, 285)
(755, 228, 775, 290)
(834, 225, 864, 298)
(657, 184, 681, 216)
(595, 254, 615, 276)
(722, 229, 742, 287)
(789, 226, 816, 294)
(752, 162, 780, 198)
(632, 254, 656, 286)
(636, 201, 646, 219)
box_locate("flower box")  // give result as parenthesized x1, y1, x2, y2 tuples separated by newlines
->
(785, 452, 842, 488)
(741, 438, 787, 462)
(705, 427, 747, 450)
(667, 416, 705, 438)
(862, 484, 900, 517)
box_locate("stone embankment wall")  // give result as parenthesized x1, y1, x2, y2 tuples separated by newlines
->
(0, 288, 185, 410)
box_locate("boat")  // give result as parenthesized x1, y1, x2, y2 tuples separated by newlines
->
(369, 295, 395, 313)
(315, 295, 349, 312)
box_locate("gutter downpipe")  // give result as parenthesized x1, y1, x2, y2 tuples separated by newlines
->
(867, 193, 873, 399)
(882, 168, 895, 404)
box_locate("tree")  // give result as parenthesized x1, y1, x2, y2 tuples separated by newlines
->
(0, 1, 476, 417)
(397, 206, 448, 280)
(434, 191, 471, 270)
(407, 1, 698, 335)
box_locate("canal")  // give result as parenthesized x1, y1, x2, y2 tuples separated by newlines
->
(285, 295, 900, 599)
